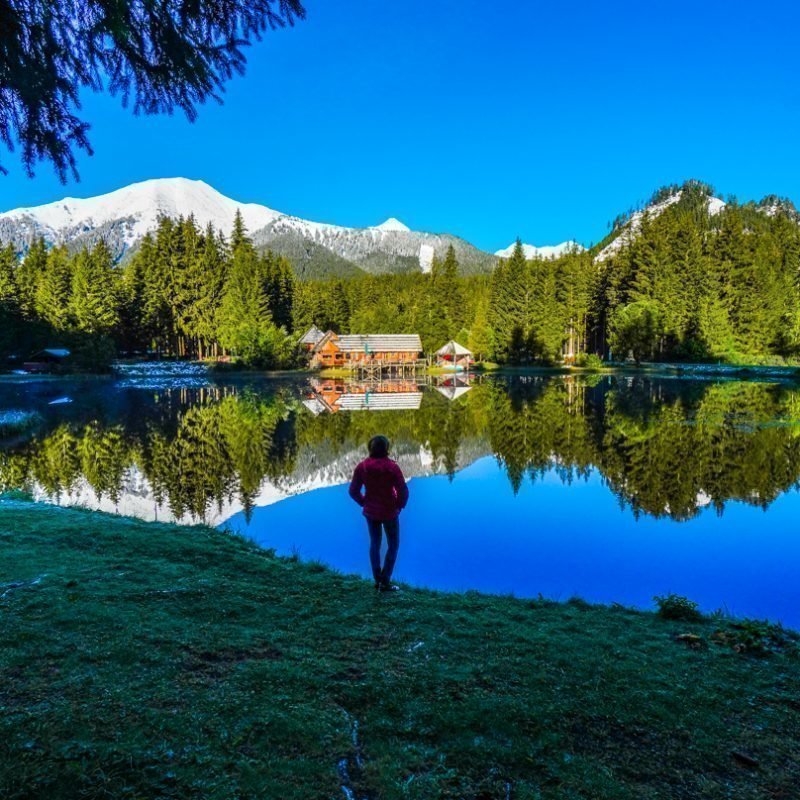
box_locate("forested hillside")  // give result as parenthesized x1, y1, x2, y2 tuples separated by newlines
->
(2, 181, 800, 368)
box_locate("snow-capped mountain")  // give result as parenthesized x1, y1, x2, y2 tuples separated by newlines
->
(0, 177, 496, 278)
(495, 240, 585, 260)
(0, 177, 281, 248)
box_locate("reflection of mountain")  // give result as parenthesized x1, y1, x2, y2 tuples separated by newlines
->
(31, 436, 488, 526)
(4, 375, 800, 525)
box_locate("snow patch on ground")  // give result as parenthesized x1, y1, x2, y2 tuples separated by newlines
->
(419, 244, 435, 273)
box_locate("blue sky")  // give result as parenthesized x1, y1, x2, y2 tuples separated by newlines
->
(1, 0, 799, 252)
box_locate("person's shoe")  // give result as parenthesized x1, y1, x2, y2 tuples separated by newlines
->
(379, 582, 400, 592)
(373, 581, 382, 591)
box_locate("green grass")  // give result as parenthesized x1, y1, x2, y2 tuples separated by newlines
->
(1, 500, 798, 799)
(317, 367, 357, 378)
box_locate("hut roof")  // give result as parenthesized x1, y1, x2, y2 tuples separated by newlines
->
(33, 348, 71, 360)
(435, 340, 472, 357)
(436, 385, 472, 401)
(336, 334, 423, 354)
(299, 326, 326, 345)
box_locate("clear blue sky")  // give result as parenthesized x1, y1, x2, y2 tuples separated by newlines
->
(1, 0, 798, 252)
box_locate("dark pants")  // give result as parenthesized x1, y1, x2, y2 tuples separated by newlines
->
(367, 517, 400, 585)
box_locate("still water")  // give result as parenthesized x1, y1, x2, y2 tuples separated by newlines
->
(2, 369, 799, 626)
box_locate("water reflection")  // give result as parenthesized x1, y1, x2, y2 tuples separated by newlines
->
(304, 377, 424, 413)
(2, 374, 800, 527)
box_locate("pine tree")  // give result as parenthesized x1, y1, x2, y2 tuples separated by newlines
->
(0, 243, 18, 305)
(217, 221, 277, 364)
(433, 245, 466, 338)
(468, 293, 493, 361)
(141, 221, 177, 354)
(35, 246, 73, 330)
(231, 210, 251, 254)
(0, 0, 306, 179)
(16, 237, 48, 317)
(192, 225, 228, 358)
(70, 242, 119, 335)
(489, 240, 528, 362)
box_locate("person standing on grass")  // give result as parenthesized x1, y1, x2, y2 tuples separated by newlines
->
(349, 435, 408, 592)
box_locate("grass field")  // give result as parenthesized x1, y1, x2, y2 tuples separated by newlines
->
(1, 499, 798, 799)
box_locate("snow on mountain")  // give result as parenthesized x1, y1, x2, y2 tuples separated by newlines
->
(0, 177, 496, 276)
(595, 191, 726, 262)
(374, 217, 411, 232)
(494, 241, 584, 260)
(1, 177, 280, 249)
(32, 438, 489, 526)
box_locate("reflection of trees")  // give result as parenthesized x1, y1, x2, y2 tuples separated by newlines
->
(481, 376, 800, 518)
(2, 377, 800, 522)
(485, 378, 596, 493)
(599, 381, 800, 519)
(0, 392, 298, 523)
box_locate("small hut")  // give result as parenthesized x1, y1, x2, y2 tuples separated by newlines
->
(435, 341, 473, 370)
(23, 348, 71, 374)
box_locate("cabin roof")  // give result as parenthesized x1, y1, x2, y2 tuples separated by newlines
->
(335, 334, 423, 353)
(33, 348, 71, 359)
(311, 330, 338, 352)
(299, 326, 326, 345)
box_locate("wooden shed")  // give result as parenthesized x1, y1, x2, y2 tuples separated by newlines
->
(23, 348, 72, 374)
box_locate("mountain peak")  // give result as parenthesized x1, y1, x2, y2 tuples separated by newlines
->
(374, 217, 410, 233)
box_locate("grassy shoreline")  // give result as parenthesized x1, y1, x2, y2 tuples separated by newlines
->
(1, 500, 799, 799)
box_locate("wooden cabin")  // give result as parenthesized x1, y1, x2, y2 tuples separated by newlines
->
(310, 333, 423, 371)
(22, 348, 71, 374)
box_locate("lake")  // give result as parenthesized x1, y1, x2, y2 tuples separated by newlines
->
(2, 368, 799, 627)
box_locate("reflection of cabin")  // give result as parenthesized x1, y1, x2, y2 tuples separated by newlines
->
(435, 340, 473, 370)
(304, 378, 423, 413)
(298, 325, 326, 352)
(310, 333, 423, 375)
(23, 348, 71, 374)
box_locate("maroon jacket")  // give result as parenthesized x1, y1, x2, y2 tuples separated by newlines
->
(349, 457, 409, 521)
